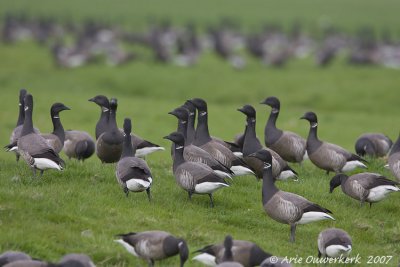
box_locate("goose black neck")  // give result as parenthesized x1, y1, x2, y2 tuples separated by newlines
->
(193, 110, 211, 146)
(95, 108, 109, 139)
(265, 110, 283, 146)
(21, 107, 34, 136)
(172, 142, 185, 171)
(51, 112, 65, 143)
(177, 120, 188, 146)
(390, 135, 400, 155)
(108, 107, 118, 132)
(16, 102, 25, 127)
(307, 122, 319, 142)
(186, 111, 196, 144)
(121, 132, 135, 158)
(243, 118, 263, 156)
(262, 166, 278, 205)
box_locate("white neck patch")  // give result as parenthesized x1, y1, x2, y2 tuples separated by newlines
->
(263, 163, 271, 169)
(181, 121, 187, 124)
(102, 107, 109, 112)
(251, 118, 256, 123)
(189, 112, 194, 116)
(272, 108, 279, 114)
(19, 103, 22, 106)
(311, 122, 318, 128)
(53, 116, 59, 119)
(24, 106, 29, 111)
(200, 111, 207, 116)
(176, 146, 184, 150)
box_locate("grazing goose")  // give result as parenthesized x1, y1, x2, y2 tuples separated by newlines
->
(3, 260, 48, 267)
(58, 253, 95, 267)
(355, 133, 392, 157)
(238, 105, 297, 180)
(17, 94, 65, 176)
(193, 238, 272, 267)
(0, 251, 31, 266)
(189, 98, 254, 177)
(260, 257, 292, 267)
(169, 106, 233, 179)
(164, 132, 229, 207)
(63, 130, 95, 161)
(7, 89, 40, 161)
(116, 118, 153, 200)
(96, 98, 124, 163)
(300, 111, 367, 174)
(41, 103, 70, 153)
(260, 96, 307, 163)
(216, 236, 244, 267)
(330, 172, 399, 207)
(317, 228, 352, 258)
(249, 149, 334, 242)
(388, 133, 400, 181)
(114, 231, 189, 267)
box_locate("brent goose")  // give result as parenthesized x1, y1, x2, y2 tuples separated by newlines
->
(355, 133, 392, 157)
(318, 228, 352, 258)
(63, 130, 95, 161)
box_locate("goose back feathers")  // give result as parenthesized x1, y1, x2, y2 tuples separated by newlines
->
(63, 130, 95, 161)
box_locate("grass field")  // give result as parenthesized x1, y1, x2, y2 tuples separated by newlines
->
(0, 1, 400, 267)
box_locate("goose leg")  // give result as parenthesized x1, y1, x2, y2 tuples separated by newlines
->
(31, 168, 36, 177)
(16, 154, 20, 162)
(123, 187, 129, 197)
(369, 202, 372, 208)
(318, 250, 321, 258)
(188, 190, 193, 201)
(326, 170, 330, 175)
(146, 188, 152, 201)
(290, 224, 296, 243)
(208, 194, 214, 208)
(147, 259, 154, 267)
(40, 170, 44, 177)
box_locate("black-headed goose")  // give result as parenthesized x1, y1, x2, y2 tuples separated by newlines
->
(355, 133, 392, 157)
(260, 96, 307, 164)
(189, 98, 254, 177)
(238, 105, 297, 181)
(164, 132, 229, 207)
(216, 236, 244, 267)
(388, 133, 400, 182)
(301, 111, 367, 174)
(169, 106, 233, 179)
(16, 94, 65, 176)
(7, 89, 40, 161)
(317, 228, 352, 258)
(116, 118, 153, 200)
(0, 251, 31, 266)
(249, 149, 334, 242)
(96, 98, 124, 163)
(88, 95, 110, 140)
(114, 231, 189, 267)
(330, 172, 399, 207)
(193, 238, 272, 267)
(63, 130, 95, 161)
(41, 102, 70, 153)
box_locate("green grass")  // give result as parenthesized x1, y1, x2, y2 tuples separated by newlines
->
(0, 1, 400, 266)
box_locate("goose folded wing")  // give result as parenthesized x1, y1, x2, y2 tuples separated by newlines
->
(361, 174, 399, 189)
(32, 149, 65, 166)
(283, 192, 332, 214)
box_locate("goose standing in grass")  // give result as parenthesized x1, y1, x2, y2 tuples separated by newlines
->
(164, 132, 229, 207)
(116, 118, 153, 200)
(249, 149, 334, 242)
(216, 236, 244, 267)
(169, 106, 233, 179)
(355, 133, 392, 157)
(114, 231, 189, 267)
(260, 96, 307, 164)
(317, 228, 352, 258)
(0, 251, 31, 266)
(41, 103, 70, 153)
(388, 133, 400, 181)
(63, 130, 95, 161)
(16, 94, 65, 177)
(329, 172, 399, 207)
(300, 111, 367, 174)
(7, 89, 40, 161)
(238, 104, 297, 180)
(96, 98, 124, 163)
(88, 95, 110, 140)
(188, 98, 254, 177)
(193, 238, 272, 267)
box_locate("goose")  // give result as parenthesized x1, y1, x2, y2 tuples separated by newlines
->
(96, 98, 124, 163)
(164, 132, 229, 207)
(355, 133, 392, 157)
(116, 118, 153, 200)
(188, 98, 254, 177)
(41, 103, 70, 153)
(260, 96, 307, 163)
(89, 95, 164, 157)
(7, 89, 40, 161)
(300, 111, 367, 174)
(3, 260, 48, 267)
(329, 172, 399, 207)
(238, 105, 297, 181)
(193, 238, 272, 267)
(260, 257, 292, 267)
(0, 251, 31, 266)
(388, 133, 400, 181)
(63, 130, 95, 161)
(16, 94, 65, 177)
(216, 236, 244, 267)
(114, 231, 189, 267)
(249, 149, 334, 242)
(58, 253, 95, 267)
(317, 228, 352, 258)
(169, 106, 233, 179)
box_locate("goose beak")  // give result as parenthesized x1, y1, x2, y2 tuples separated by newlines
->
(88, 98, 94, 102)
(163, 135, 171, 141)
(300, 115, 306, 120)
(260, 99, 268, 105)
(64, 106, 71, 111)
(237, 107, 245, 114)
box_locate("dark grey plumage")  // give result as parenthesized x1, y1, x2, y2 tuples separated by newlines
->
(164, 132, 229, 208)
(317, 228, 352, 258)
(260, 96, 307, 163)
(63, 130, 95, 161)
(388, 133, 400, 182)
(41, 103, 70, 153)
(250, 149, 334, 242)
(58, 253, 95, 267)
(2, 260, 48, 267)
(355, 133, 392, 157)
(0, 251, 31, 266)
(216, 236, 244, 267)
(114, 231, 189, 267)
(116, 118, 152, 200)
(330, 172, 399, 207)
(301, 111, 367, 174)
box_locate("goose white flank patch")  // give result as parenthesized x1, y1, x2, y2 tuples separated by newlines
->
(318, 228, 352, 258)
(33, 158, 63, 170)
(297, 212, 335, 224)
(114, 239, 138, 256)
(230, 165, 255, 176)
(325, 245, 352, 258)
(341, 160, 367, 172)
(195, 182, 229, 194)
(192, 253, 217, 266)
(135, 146, 165, 158)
